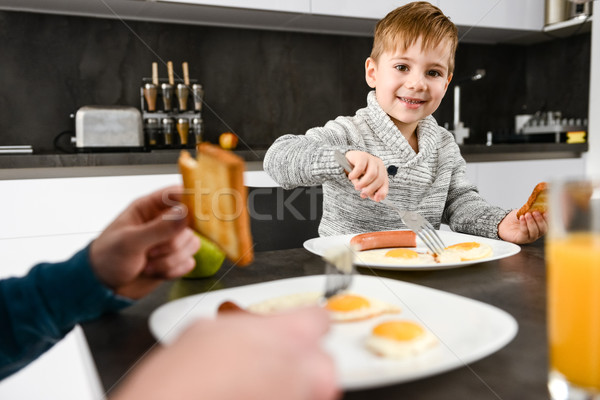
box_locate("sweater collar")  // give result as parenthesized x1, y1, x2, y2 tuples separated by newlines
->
(361, 90, 438, 163)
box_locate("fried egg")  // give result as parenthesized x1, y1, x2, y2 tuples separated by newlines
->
(247, 292, 322, 314)
(365, 320, 438, 358)
(355, 248, 435, 266)
(437, 242, 493, 263)
(246, 292, 400, 322)
(324, 293, 401, 322)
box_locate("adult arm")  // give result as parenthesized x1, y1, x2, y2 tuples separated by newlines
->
(0, 246, 131, 379)
(0, 186, 199, 379)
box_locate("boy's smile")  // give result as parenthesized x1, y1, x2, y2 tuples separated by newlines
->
(365, 37, 453, 139)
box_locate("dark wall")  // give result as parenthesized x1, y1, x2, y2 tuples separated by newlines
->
(0, 10, 591, 152)
(434, 33, 591, 143)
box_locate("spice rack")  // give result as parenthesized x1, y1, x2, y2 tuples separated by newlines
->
(140, 61, 204, 149)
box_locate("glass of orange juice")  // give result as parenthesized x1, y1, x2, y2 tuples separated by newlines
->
(546, 178, 600, 399)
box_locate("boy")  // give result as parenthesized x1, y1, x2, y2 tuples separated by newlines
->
(264, 1, 546, 244)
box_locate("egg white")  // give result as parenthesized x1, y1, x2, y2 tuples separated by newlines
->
(247, 292, 321, 314)
(246, 291, 400, 322)
(438, 242, 493, 263)
(365, 320, 438, 358)
(355, 248, 435, 266)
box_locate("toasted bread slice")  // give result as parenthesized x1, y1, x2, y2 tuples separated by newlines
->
(179, 145, 253, 266)
(517, 182, 548, 218)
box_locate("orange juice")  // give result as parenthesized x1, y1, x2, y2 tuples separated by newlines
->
(547, 233, 600, 390)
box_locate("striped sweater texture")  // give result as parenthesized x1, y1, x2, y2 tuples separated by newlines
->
(264, 91, 509, 238)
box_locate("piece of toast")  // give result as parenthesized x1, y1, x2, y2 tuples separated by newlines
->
(516, 182, 548, 218)
(179, 144, 254, 266)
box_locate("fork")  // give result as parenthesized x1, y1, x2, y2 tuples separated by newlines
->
(333, 150, 447, 256)
(379, 198, 446, 255)
(322, 245, 355, 299)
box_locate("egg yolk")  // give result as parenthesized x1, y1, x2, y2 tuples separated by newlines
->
(385, 249, 419, 259)
(446, 242, 480, 251)
(326, 294, 370, 312)
(372, 321, 425, 341)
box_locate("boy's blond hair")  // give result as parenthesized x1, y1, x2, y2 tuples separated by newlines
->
(370, 1, 458, 73)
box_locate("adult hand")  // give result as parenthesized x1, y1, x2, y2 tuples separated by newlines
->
(498, 209, 548, 244)
(344, 150, 389, 202)
(110, 307, 339, 400)
(89, 185, 200, 299)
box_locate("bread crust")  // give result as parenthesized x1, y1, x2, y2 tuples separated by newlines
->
(179, 145, 254, 266)
(516, 182, 548, 218)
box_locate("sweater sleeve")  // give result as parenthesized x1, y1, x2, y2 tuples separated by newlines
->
(263, 118, 365, 190)
(443, 149, 510, 239)
(0, 245, 133, 380)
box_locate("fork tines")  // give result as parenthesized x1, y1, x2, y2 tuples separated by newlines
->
(323, 245, 355, 299)
(324, 261, 353, 299)
(417, 221, 446, 256)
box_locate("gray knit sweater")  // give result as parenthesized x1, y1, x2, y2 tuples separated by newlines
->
(264, 91, 509, 238)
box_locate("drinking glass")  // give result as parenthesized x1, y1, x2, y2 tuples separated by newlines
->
(546, 177, 600, 400)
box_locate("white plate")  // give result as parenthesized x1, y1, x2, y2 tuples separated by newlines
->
(303, 230, 521, 271)
(149, 275, 518, 390)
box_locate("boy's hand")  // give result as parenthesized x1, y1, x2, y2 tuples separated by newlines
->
(344, 151, 389, 202)
(498, 209, 548, 244)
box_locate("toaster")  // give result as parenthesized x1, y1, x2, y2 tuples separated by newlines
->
(75, 106, 144, 150)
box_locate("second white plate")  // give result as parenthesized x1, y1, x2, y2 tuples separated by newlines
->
(303, 230, 521, 270)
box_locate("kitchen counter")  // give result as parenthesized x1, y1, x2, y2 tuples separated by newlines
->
(0, 143, 587, 173)
(82, 240, 549, 399)
(0, 148, 267, 168)
(460, 142, 588, 162)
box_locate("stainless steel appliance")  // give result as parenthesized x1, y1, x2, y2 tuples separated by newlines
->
(75, 106, 144, 150)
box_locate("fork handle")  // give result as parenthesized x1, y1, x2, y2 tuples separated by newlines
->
(334, 150, 354, 173)
(380, 198, 406, 218)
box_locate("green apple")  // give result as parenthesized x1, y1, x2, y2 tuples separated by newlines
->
(184, 232, 226, 279)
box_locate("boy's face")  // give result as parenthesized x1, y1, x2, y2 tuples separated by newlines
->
(365, 37, 453, 136)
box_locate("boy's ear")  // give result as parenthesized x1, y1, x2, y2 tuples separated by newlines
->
(365, 57, 377, 88)
(444, 73, 453, 92)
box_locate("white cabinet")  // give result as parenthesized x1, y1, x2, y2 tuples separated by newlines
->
(154, 0, 310, 13)
(0, 0, 545, 41)
(310, 0, 436, 20)
(311, 0, 543, 32)
(466, 158, 586, 210)
(438, 0, 544, 31)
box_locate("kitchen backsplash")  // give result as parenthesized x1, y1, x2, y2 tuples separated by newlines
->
(0, 10, 591, 153)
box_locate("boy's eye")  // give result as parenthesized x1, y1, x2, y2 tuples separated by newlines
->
(427, 70, 442, 77)
(395, 65, 408, 72)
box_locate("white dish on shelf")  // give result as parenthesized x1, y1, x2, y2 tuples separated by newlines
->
(149, 275, 518, 390)
(303, 230, 520, 271)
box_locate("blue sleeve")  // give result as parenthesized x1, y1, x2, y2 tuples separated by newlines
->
(0, 244, 133, 380)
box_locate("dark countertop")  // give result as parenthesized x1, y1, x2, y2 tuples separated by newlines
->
(0, 148, 267, 169)
(0, 143, 588, 170)
(460, 142, 587, 161)
(82, 239, 549, 399)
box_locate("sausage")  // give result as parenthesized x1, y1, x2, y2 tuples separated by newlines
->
(350, 230, 417, 251)
(217, 301, 248, 314)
